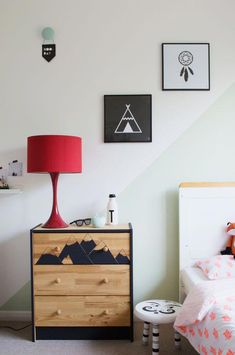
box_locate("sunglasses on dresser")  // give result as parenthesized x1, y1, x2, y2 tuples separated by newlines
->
(70, 218, 91, 227)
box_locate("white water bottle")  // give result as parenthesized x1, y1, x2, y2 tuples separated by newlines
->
(107, 194, 118, 225)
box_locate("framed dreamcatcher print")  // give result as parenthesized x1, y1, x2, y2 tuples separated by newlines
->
(162, 43, 210, 91)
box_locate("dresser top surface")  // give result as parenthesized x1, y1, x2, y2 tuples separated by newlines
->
(32, 223, 132, 232)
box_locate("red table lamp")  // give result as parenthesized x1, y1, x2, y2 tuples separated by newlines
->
(27, 135, 82, 228)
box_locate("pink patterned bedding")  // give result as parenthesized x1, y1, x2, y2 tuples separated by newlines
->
(174, 279, 235, 354)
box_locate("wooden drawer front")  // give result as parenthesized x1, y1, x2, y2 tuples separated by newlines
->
(34, 295, 130, 327)
(34, 265, 130, 296)
(33, 232, 130, 265)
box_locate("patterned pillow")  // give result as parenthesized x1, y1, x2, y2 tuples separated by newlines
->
(196, 255, 235, 280)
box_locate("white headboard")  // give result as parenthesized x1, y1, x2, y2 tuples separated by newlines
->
(179, 182, 235, 300)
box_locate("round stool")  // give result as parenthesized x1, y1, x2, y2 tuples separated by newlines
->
(134, 299, 182, 354)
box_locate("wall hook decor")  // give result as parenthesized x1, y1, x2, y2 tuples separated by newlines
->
(41, 27, 56, 62)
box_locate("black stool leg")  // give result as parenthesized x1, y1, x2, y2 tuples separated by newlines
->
(142, 321, 150, 345)
(174, 330, 181, 348)
(152, 324, 159, 354)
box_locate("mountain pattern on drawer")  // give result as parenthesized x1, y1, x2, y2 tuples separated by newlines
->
(59, 242, 93, 264)
(36, 235, 130, 265)
(80, 238, 96, 254)
(115, 250, 130, 265)
(89, 242, 118, 265)
(36, 253, 63, 265)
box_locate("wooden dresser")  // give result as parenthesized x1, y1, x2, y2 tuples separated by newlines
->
(30, 224, 133, 341)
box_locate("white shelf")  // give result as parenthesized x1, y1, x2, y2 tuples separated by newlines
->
(0, 189, 22, 195)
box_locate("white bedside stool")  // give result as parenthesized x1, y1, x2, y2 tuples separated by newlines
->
(134, 299, 182, 354)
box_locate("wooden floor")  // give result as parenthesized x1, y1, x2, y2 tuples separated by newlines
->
(0, 321, 198, 355)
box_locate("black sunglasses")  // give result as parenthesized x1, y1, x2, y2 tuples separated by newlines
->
(70, 218, 91, 227)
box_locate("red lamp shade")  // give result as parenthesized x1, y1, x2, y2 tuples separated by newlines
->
(27, 135, 82, 173)
(27, 135, 82, 228)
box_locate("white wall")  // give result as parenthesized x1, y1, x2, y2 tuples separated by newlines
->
(0, 0, 234, 307)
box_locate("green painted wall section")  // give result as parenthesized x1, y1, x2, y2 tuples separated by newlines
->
(0, 282, 31, 311)
(1, 83, 235, 310)
(118, 83, 235, 304)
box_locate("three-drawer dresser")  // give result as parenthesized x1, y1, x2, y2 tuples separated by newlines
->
(30, 223, 133, 341)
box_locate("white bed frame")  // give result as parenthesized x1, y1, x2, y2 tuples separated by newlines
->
(179, 182, 235, 301)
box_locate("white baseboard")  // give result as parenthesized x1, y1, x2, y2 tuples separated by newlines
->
(0, 311, 31, 322)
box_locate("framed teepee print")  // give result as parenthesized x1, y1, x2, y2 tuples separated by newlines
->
(162, 43, 210, 90)
(104, 95, 152, 143)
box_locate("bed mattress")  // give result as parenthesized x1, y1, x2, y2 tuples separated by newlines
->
(175, 278, 235, 353)
(180, 266, 209, 294)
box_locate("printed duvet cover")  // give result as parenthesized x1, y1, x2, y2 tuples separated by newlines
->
(174, 279, 235, 355)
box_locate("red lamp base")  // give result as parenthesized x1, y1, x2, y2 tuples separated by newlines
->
(42, 215, 68, 229)
(41, 172, 69, 229)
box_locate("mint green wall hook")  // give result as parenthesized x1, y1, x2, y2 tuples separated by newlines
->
(41, 27, 56, 62)
(41, 27, 55, 41)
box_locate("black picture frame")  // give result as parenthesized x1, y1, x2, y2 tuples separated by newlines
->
(162, 43, 210, 91)
(104, 95, 152, 143)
